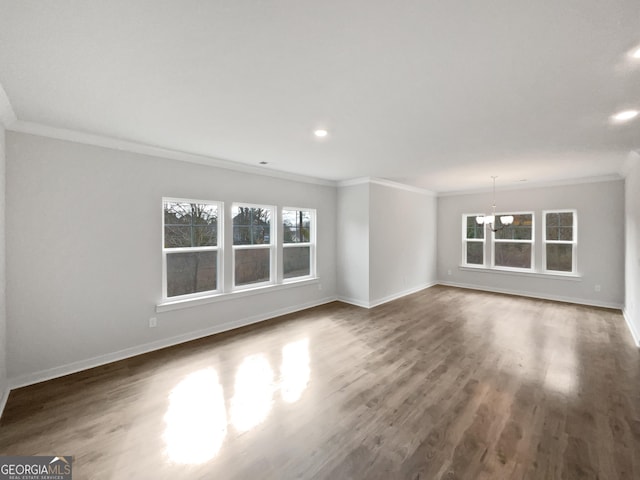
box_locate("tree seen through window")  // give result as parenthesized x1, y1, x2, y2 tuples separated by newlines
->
(163, 201, 219, 297)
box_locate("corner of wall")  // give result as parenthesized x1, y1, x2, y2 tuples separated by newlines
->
(0, 123, 8, 417)
(335, 182, 370, 306)
(624, 153, 640, 348)
(623, 308, 640, 347)
(0, 81, 14, 417)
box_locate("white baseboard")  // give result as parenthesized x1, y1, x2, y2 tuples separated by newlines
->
(368, 282, 438, 308)
(336, 296, 370, 308)
(622, 308, 640, 348)
(337, 282, 437, 309)
(8, 282, 631, 393)
(9, 296, 337, 390)
(438, 281, 623, 310)
(0, 386, 9, 421)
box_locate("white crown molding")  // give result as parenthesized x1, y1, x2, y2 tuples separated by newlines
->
(438, 173, 625, 197)
(8, 120, 337, 187)
(6, 116, 630, 194)
(0, 82, 17, 128)
(337, 177, 371, 187)
(369, 177, 437, 196)
(338, 176, 436, 196)
(620, 151, 640, 178)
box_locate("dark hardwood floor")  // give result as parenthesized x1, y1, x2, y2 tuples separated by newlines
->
(1, 285, 639, 479)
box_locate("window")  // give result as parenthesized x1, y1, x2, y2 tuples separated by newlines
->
(492, 213, 534, 270)
(160, 200, 318, 308)
(232, 204, 274, 288)
(283, 208, 315, 280)
(462, 214, 485, 266)
(163, 199, 220, 299)
(543, 210, 576, 273)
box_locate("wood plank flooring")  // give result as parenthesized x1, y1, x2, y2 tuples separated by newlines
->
(1, 285, 639, 479)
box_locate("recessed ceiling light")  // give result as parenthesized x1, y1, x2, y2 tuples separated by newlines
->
(314, 129, 328, 138)
(632, 48, 640, 59)
(611, 110, 639, 123)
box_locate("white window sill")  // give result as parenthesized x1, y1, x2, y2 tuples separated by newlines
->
(459, 265, 582, 281)
(156, 277, 320, 313)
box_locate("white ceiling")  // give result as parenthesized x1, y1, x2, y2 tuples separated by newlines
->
(1, 1, 639, 192)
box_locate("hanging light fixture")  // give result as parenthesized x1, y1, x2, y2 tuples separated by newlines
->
(476, 176, 513, 232)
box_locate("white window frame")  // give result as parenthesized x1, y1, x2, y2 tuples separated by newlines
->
(462, 214, 486, 267)
(162, 197, 222, 301)
(542, 209, 577, 274)
(282, 207, 316, 282)
(232, 203, 276, 290)
(491, 211, 535, 272)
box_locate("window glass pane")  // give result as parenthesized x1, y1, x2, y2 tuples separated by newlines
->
(284, 246, 311, 278)
(546, 212, 574, 241)
(192, 225, 217, 246)
(164, 202, 218, 248)
(164, 225, 192, 248)
(466, 216, 484, 239)
(235, 248, 270, 285)
(558, 212, 573, 225)
(283, 210, 311, 243)
(495, 214, 532, 240)
(166, 251, 217, 297)
(557, 227, 573, 241)
(232, 206, 271, 245)
(466, 242, 483, 265)
(546, 244, 573, 272)
(494, 243, 532, 269)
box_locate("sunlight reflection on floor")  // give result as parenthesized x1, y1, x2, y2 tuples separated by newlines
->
(230, 354, 276, 433)
(163, 338, 312, 464)
(466, 308, 579, 397)
(544, 346, 578, 396)
(163, 368, 227, 464)
(280, 338, 310, 403)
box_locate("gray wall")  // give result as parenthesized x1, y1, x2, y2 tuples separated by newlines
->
(369, 183, 437, 305)
(625, 154, 640, 345)
(336, 180, 438, 307)
(0, 125, 7, 409)
(336, 183, 370, 306)
(6, 132, 337, 385)
(2, 128, 634, 393)
(438, 180, 625, 308)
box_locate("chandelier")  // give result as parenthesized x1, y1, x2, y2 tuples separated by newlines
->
(476, 176, 513, 232)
